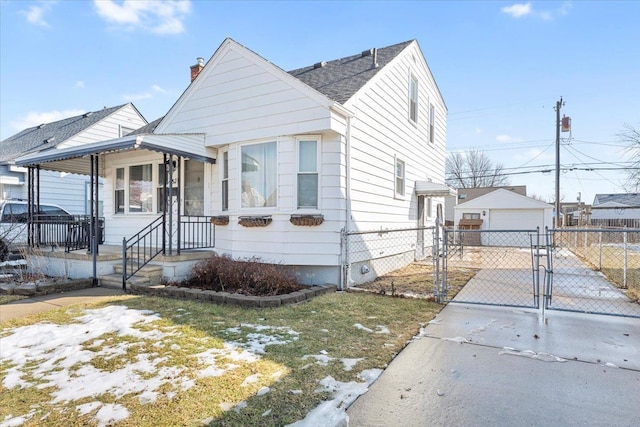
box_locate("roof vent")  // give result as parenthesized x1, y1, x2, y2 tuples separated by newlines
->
(313, 61, 327, 69)
(83, 111, 93, 118)
(361, 49, 373, 57)
(44, 137, 55, 144)
(372, 48, 378, 68)
(37, 123, 46, 129)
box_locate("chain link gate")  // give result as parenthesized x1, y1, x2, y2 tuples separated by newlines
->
(437, 227, 640, 319)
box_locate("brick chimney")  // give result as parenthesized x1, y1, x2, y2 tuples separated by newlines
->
(190, 57, 205, 82)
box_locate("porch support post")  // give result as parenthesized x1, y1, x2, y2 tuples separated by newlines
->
(177, 155, 182, 256)
(90, 155, 98, 286)
(27, 167, 33, 246)
(168, 155, 174, 256)
(162, 153, 167, 255)
(94, 155, 100, 256)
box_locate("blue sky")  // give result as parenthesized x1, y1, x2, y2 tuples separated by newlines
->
(1, 0, 638, 204)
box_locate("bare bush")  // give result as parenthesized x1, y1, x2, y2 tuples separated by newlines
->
(179, 254, 303, 296)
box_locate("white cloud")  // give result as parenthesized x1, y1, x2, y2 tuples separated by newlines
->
(501, 3, 532, 18)
(151, 84, 168, 94)
(496, 134, 523, 143)
(123, 92, 152, 101)
(94, 0, 191, 35)
(75, 81, 85, 89)
(19, 1, 56, 27)
(501, 1, 572, 20)
(10, 109, 86, 131)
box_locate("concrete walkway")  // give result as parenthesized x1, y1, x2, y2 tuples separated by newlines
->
(347, 304, 640, 426)
(0, 287, 124, 322)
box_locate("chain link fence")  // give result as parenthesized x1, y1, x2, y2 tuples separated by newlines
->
(545, 228, 640, 317)
(441, 229, 540, 308)
(344, 226, 437, 297)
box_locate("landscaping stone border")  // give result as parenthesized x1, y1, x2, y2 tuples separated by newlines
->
(127, 282, 337, 308)
(0, 278, 93, 297)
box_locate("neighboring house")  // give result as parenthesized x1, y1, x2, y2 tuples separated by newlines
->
(0, 104, 147, 214)
(591, 193, 640, 228)
(454, 189, 553, 246)
(445, 185, 527, 225)
(16, 38, 451, 288)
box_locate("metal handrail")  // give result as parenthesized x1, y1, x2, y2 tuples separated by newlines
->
(122, 215, 216, 290)
(122, 216, 164, 290)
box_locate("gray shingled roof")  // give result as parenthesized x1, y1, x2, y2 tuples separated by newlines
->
(129, 116, 164, 135)
(288, 40, 414, 104)
(594, 193, 640, 207)
(0, 104, 128, 163)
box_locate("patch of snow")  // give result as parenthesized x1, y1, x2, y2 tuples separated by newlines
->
(257, 386, 270, 396)
(353, 323, 373, 333)
(76, 401, 102, 415)
(241, 373, 261, 387)
(499, 348, 567, 362)
(234, 401, 248, 413)
(95, 404, 129, 427)
(374, 325, 390, 334)
(341, 358, 364, 372)
(358, 369, 383, 385)
(302, 354, 334, 366)
(441, 336, 469, 344)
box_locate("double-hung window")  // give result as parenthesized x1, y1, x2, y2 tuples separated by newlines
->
(409, 74, 419, 123)
(429, 104, 435, 143)
(115, 164, 153, 214)
(241, 142, 277, 208)
(221, 151, 229, 211)
(297, 138, 319, 209)
(395, 157, 405, 196)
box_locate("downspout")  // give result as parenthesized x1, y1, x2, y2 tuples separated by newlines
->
(342, 115, 352, 291)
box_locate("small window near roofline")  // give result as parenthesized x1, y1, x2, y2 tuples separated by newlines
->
(409, 74, 418, 123)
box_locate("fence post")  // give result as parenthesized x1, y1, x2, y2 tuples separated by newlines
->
(434, 220, 441, 301)
(598, 230, 603, 270)
(623, 231, 628, 289)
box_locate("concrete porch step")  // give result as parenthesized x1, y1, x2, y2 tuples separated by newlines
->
(99, 273, 150, 289)
(112, 263, 163, 285)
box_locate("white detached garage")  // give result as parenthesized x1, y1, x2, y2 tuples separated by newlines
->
(454, 189, 553, 247)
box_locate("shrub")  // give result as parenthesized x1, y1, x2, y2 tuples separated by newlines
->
(180, 254, 304, 296)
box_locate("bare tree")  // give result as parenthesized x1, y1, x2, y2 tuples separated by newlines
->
(446, 149, 510, 188)
(619, 123, 640, 191)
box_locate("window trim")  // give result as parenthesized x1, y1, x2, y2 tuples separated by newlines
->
(409, 73, 419, 123)
(240, 140, 278, 210)
(394, 156, 405, 198)
(221, 151, 229, 212)
(296, 136, 321, 210)
(114, 162, 158, 215)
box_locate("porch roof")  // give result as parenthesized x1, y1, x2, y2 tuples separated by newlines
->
(415, 181, 457, 197)
(14, 133, 215, 175)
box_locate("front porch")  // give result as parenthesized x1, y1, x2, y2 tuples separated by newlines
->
(25, 244, 214, 287)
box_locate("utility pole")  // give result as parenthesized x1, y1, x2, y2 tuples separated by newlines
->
(555, 97, 563, 228)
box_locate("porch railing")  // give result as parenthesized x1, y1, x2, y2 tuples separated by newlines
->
(122, 215, 215, 289)
(30, 214, 105, 253)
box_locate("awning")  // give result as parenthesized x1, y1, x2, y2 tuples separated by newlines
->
(15, 133, 216, 174)
(415, 181, 457, 197)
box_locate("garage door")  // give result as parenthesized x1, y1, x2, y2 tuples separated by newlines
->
(489, 209, 544, 230)
(484, 209, 543, 247)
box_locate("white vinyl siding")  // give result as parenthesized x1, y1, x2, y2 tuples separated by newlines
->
(343, 42, 447, 229)
(157, 43, 334, 145)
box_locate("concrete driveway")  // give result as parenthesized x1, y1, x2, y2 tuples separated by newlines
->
(347, 303, 640, 426)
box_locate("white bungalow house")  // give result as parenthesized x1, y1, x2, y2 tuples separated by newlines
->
(0, 104, 147, 214)
(16, 38, 451, 288)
